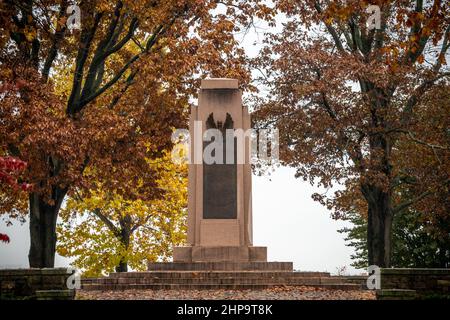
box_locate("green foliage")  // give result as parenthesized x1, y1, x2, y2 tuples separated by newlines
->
(338, 212, 368, 270)
(339, 209, 450, 269)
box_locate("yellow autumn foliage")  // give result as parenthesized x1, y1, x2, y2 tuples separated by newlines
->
(57, 151, 187, 277)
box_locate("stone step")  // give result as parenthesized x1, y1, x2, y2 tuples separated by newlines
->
(376, 289, 417, 300)
(147, 262, 293, 271)
(35, 290, 75, 300)
(338, 276, 368, 286)
(107, 271, 330, 279)
(81, 270, 365, 292)
(83, 277, 351, 286)
(81, 282, 361, 291)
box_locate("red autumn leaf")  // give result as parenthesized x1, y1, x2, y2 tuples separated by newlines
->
(0, 233, 10, 244)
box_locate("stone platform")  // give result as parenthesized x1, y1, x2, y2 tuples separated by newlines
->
(81, 269, 365, 291)
(81, 255, 366, 292)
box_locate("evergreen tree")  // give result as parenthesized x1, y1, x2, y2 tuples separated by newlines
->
(339, 209, 450, 269)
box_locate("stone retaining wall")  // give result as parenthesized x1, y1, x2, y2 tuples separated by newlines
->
(381, 268, 450, 291)
(378, 268, 450, 299)
(0, 268, 75, 300)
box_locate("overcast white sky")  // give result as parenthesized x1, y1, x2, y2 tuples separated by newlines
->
(0, 10, 363, 275)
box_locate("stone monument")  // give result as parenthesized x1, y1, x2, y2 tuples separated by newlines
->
(173, 78, 267, 263)
(81, 78, 359, 291)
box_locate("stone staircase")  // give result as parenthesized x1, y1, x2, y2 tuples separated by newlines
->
(81, 264, 366, 291)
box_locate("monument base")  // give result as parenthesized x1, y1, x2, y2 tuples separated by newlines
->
(147, 261, 293, 271)
(173, 246, 267, 263)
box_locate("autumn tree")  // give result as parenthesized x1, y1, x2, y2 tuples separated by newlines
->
(0, 0, 267, 267)
(339, 84, 450, 268)
(253, 0, 449, 267)
(57, 152, 187, 276)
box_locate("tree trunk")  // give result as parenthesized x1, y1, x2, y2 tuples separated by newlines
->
(365, 187, 393, 268)
(363, 115, 394, 268)
(28, 187, 67, 268)
(115, 260, 128, 272)
(115, 216, 131, 273)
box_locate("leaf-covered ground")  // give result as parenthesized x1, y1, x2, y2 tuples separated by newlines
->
(77, 286, 376, 300)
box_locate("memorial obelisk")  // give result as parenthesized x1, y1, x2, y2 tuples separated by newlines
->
(173, 78, 267, 262)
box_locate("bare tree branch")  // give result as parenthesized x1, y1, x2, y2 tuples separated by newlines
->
(42, 0, 69, 80)
(93, 208, 120, 237)
(393, 178, 449, 214)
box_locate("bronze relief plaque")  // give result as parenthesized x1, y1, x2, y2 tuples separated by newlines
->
(203, 113, 237, 219)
